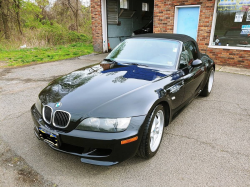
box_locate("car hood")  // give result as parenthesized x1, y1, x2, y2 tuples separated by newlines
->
(39, 64, 173, 119)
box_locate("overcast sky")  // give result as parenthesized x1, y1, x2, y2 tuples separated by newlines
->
(82, 0, 90, 7)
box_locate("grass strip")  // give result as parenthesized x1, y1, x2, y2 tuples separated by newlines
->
(0, 42, 93, 67)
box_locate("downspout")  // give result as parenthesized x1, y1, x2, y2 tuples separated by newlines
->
(101, 0, 108, 53)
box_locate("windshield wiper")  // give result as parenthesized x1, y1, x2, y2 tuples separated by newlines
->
(104, 59, 148, 67)
(103, 58, 118, 64)
(121, 62, 148, 67)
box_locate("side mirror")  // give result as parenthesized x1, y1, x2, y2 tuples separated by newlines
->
(192, 59, 202, 67)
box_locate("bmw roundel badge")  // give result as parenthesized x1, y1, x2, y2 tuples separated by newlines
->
(55, 102, 62, 108)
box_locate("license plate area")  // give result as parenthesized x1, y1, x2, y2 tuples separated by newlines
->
(38, 128, 58, 147)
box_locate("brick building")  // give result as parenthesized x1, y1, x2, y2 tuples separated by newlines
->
(91, 0, 250, 68)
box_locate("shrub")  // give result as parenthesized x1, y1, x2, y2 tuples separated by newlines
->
(37, 24, 91, 46)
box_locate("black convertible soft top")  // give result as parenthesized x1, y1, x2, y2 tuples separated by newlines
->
(132, 33, 196, 43)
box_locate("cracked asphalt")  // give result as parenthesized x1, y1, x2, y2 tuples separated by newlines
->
(0, 54, 250, 186)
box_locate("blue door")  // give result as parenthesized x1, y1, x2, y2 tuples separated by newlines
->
(176, 7, 200, 40)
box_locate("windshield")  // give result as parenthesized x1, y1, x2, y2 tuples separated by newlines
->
(106, 38, 181, 69)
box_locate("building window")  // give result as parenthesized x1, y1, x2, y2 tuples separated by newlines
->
(211, 0, 250, 48)
(120, 0, 128, 9)
(142, 3, 149, 11)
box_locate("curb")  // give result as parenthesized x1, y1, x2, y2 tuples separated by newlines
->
(215, 65, 250, 76)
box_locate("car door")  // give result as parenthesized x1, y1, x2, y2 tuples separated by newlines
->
(180, 41, 206, 103)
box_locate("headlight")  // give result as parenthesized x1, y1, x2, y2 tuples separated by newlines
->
(35, 97, 42, 114)
(76, 118, 131, 132)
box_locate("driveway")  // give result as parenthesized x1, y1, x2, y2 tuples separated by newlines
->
(0, 54, 250, 186)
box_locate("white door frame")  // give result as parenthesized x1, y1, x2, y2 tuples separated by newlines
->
(209, 0, 218, 46)
(101, 0, 108, 52)
(174, 5, 201, 39)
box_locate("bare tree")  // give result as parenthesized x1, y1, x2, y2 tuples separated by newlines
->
(13, 0, 22, 35)
(67, 0, 79, 32)
(0, 0, 11, 39)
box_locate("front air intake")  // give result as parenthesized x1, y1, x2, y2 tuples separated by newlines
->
(53, 110, 71, 128)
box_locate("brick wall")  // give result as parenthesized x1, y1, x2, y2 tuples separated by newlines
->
(91, 0, 103, 52)
(207, 48, 250, 68)
(153, 0, 250, 68)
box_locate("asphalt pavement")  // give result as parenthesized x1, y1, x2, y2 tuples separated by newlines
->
(0, 54, 250, 186)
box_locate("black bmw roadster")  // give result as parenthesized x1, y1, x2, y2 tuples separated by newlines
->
(31, 34, 215, 166)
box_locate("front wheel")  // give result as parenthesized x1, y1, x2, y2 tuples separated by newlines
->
(137, 105, 165, 159)
(200, 67, 215, 97)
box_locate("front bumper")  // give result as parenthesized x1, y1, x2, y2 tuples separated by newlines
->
(31, 104, 146, 166)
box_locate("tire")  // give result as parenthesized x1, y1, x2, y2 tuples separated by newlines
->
(137, 105, 165, 159)
(200, 67, 215, 97)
